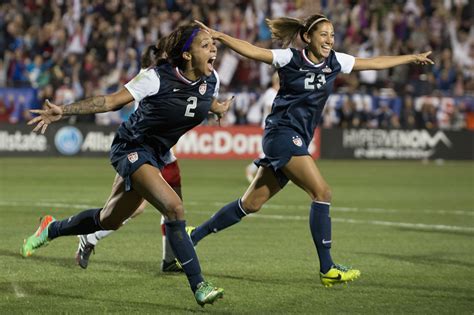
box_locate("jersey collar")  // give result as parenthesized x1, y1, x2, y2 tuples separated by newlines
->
(174, 67, 202, 85)
(301, 48, 326, 68)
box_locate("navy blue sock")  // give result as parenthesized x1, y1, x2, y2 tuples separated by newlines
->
(309, 201, 334, 273)
(48, 208, 103, 240)
(165, 220, 203, 292)
(191, 199, 247, 245)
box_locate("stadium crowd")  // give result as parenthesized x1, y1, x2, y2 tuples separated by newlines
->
(0, 0, 473, 130)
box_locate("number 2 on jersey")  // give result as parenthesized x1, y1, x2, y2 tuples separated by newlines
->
(304, 73, 326, 90)
(185, 96, 197, 117)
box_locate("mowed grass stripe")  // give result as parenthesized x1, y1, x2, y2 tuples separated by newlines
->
(2, 200, 472, 233)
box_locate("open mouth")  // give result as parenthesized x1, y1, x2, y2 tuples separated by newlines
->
(207, 56, 216, 71)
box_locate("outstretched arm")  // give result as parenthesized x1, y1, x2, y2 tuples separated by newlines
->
(195, 20, 273, 64)
(28, 88, 134, 134)
(353, 51, 434, 71)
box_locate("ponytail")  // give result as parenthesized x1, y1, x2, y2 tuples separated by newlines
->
(140, 44, 160, 68)
(266, 17, 304, 48)
(266, 14, 330, 47)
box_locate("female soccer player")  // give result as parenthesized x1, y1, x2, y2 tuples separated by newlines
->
(76, 46, 184, 273)
(191, 15, 433, 287)
(21, 23, 232, 306)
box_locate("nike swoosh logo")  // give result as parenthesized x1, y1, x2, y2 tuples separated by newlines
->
(181, 258, 193, 266)
(322, 239, 332, 244)
(173, 88, 180, 92)
(322, 274, 342, 280)
(299, 68, 310, 71)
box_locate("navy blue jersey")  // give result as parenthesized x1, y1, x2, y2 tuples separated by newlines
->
(114, 63, 219, 160)
(266, 48, 354, 145)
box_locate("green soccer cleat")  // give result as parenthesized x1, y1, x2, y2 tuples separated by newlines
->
(21, 215, 56, 258)
(194, 281, 224, 307)
(320, 264, 361, 287)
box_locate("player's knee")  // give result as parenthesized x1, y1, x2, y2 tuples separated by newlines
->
(241, 198, 263, 213)
(163, 202, 185, 220)
(316, 186, 332, 203)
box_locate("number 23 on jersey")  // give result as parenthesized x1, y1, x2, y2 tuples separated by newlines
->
(304, 73, 326, 90)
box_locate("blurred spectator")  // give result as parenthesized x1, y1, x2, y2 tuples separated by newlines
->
(0, 0, 472, 130)
(9, 95, 32, 124)
(0, 96, 13, 122)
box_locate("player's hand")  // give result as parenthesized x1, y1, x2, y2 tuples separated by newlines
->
(194, 20, 219, 39)
(414, 51, 434, 65)
(28, 99, 64, 134)
(211, 96, 234, 126)
(214, 96, 234, 119)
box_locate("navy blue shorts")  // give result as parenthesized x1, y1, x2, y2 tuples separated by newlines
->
(110, 138, 165, 192)
(255, 127, 310, 187)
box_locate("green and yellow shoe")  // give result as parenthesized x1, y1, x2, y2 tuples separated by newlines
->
(21, 215, 56, 258)
(194, 281, 224, 307)
(320, 264, 361, 287)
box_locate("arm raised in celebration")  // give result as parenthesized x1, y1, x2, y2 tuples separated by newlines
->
(353, 51, 434, 71)
(28, 88, 134, 134)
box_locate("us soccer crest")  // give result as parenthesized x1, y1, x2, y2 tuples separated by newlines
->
(199, 83, 207, 95)
(292, 136, 303, 147)
(128, 152, 138, 163)
(322, 66, 332, 73)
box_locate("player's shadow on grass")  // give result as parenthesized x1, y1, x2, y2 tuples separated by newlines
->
(359, 251, 474, 268)
(0, 281, 202, 313)
(357, 281, 473, 303)
(0, 248, 164, 276)
(203, 271, 312, 286)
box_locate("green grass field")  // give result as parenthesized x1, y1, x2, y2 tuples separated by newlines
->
(0, 158, 473, 314)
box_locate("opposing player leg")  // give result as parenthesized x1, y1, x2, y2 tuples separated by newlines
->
(131, 163, 223, 306)
(75, 198, 148, 269)
(190, 166, 281, 245)
(282, 155, 360, 286)
(160, 161, 184, 272)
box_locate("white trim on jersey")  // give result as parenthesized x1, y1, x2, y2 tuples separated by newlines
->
(271, 48, 293, 68)
(124, 68, 160, 102)
(334, 52, 355, 74)
(302, 49, 325, 67)
(174, 67, 202, 85)
(212, 69, 220, 98)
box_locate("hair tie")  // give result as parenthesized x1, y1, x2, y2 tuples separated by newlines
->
(181, 28, 200, 52)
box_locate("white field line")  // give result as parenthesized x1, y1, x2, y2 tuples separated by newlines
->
(202, 201, 474, 217)
(1, 200, 472, 216)
(1, 201, 472, 233)
(11, 282, 26, 298)
(237, 213, 474, 233)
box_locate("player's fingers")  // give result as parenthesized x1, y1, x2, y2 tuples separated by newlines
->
(41, 123, 48, 134)
(194, 20, 208, 30)
(32, 123, 42, 133)
(45, 99, 52, 109)
(27, 116, 42, 125)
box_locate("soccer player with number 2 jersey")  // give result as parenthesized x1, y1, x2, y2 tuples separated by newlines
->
(21, 23, 233, 307)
